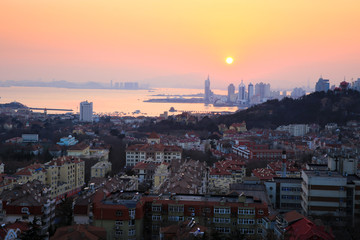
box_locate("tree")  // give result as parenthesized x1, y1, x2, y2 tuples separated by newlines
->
(19, 217, 47, 240)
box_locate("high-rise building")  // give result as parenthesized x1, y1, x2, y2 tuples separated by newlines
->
(238, 80, 246, 102)
(204, 75, 211, 103)
(315, 77, 330, 92)
(255, 82, 271, 100)
(248, 83, 254, 103)
(352, 78, 360, 91)
(227, 83, 235, 103)
(80, 101, 93, 122)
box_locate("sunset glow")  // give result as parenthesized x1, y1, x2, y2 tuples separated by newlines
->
(226, 57, 234, 65)
(1, 1, 360, 89)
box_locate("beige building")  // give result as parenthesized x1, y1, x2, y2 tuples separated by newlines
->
(14, 163, 46, 184)
(14, 157, 85, 200)
(209, 160, 246, 194)
(153, 163, 169, 189)
(91, 160, 112, 178)
(44, 156, 85, 199)
(126, 144, 182, 167)
(67, 143, 90, 157)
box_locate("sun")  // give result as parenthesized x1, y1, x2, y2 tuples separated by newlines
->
(226, 57, 234, 64)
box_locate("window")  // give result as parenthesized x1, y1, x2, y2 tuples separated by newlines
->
(239, 228, 255, 234)
(129, 209, 136, 218)
(128, 229, 135, 236)
(115, 220, 123, 226)
(21, 207, 29, 214)
(258, 210, 264, 215)
(188, 207, 195, 212)
(168, 216, 184, 222)
(129, 219, 135, 226)
(115, 230, 123, 236)
(238, 218, 255, 225)
(169, 205, 184, 212)
(152, 215, 161, 221)
(116, 210, 122, 216)
(257, 219, 263, 224)
(213, 217, 231, 224)
(257, 228, 263, 234)
(215, 227, 230, 234)
(238, 209, 255, 215)
(202, 207, 210, 213)
(214, 208, 230, 214)
(152, 205, 162, 212)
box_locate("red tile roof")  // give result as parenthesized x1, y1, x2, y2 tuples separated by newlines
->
(148, 132, 160, 139)
(286, 218, 335, 240)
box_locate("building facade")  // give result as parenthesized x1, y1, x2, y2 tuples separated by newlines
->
(80, 100, 93, 122)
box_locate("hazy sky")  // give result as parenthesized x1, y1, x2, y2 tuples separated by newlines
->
(1, 1, 360, 89)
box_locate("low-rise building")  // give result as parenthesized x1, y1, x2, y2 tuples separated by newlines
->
(67, 142, 90, 157)
(208, 160, 246, 194)
(91, 160, 112, 178)
(57, 135, 78, 146)
(0, 180, 56, 235)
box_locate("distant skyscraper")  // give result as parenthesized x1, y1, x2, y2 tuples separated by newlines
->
(227, 84, 235, 103)
(80, 101, 93, 122)
(315, 77, 330, 92)
(255, 82, 271, 100)
(291, 87, 306, 99)
(204, 75, 211, 103)
(248, 83, 254, 103)
(353, 78, 360, 91)
(238, 80, 246, 102)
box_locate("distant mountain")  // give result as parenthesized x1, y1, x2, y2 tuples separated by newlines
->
(218, 90, 360, 129)
(0, 101, 27, 109)
(0, 80, 107, 89)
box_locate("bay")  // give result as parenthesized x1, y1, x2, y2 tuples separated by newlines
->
(0, 87, 238, 117)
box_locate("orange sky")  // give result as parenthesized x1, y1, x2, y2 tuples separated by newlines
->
(1, 0, 360, 89)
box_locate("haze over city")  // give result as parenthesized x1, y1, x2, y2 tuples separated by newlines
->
(1, 1, 360, 90)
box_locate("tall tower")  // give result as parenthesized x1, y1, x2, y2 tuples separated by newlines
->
(204, 75, 211, 104)
(238, 80, 246, 102)
(248, 83, 254, 103)
(80, 101, 93, 122)
(227, 84, 235, 103)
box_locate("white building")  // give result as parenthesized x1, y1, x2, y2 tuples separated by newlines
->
(276, 124, 309, 137)
(301, 170, 347, 217)
(80, 101, 93, 122)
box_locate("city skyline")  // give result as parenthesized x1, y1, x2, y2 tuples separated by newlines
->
(1, 1, 360, 90)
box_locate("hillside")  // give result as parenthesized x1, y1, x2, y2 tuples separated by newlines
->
(218, 90, 360, 129)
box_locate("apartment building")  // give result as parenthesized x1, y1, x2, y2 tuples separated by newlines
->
(43, 156, 85, 200)
(155, 159, 207, 195)
(144, 193, 268, 239)
(0, 180, 56, 235)
(93, 191, 145, 240)
(14, 163, 46, 184)
(92, 192, 268, 240)
(301, 170, 347, 218)
(232, 141, 294, 161)
(265, 177, 302, 212)
(301, 170, 360, 221)
(208, 160, 246, 194)
(126, 144, 182, 167)
(91, 160, 112, 178)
